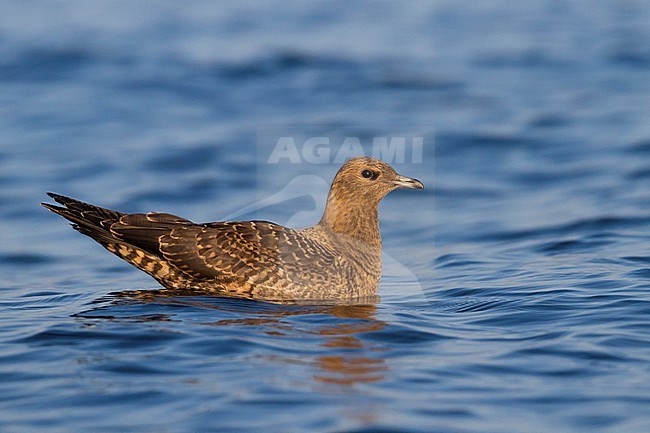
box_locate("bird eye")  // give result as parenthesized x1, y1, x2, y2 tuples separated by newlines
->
(361, 169, 375, 179)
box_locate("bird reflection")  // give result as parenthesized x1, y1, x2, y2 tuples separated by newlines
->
(78, 289, 389, 388)
(310, 305, 388, 386)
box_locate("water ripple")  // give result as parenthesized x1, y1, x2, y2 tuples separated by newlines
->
(2, 2, 650, 432)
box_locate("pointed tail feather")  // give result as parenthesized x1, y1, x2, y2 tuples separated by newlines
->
(41, 193, 125, 246)
(43, 193, 124, 225)
(41, 193, 185, 256)
(41, 193, 186, 288)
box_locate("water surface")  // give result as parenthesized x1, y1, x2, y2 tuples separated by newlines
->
(1, 1, 650, 432)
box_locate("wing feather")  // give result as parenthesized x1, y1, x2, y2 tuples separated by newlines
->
(158, 221, 337, 286)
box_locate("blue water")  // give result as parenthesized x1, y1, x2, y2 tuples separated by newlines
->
(2, 1, 650, 432)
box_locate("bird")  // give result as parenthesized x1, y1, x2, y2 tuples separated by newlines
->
(42, 157, 424, 302)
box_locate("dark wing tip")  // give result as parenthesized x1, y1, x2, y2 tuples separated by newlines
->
(46, 192, 73, 205)
(41, 201, 64, 212)
(42, 192, 68, 212)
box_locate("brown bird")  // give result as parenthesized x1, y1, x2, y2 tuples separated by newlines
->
(42, 157, 423, 302)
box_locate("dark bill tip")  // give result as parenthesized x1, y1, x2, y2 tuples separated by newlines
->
(393, 175, 424, 190)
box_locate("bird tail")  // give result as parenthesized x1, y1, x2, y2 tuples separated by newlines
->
(41, 192, 125, 246)
(41, 193, 186, 287)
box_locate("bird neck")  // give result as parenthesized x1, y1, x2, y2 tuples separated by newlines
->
(319, 191, 382, 248)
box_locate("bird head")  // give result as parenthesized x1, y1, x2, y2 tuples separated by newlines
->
(330, 157, 424, 201)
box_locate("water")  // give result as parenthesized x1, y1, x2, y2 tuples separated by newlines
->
(1, 1, 650, 432)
